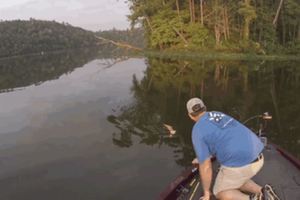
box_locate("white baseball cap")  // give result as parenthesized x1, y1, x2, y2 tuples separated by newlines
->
(186, 97, 206, 114)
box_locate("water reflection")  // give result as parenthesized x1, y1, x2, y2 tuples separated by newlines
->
(0, 55, 151, 199)
(0, 48, 126, 93)
(109, 58, 300, 166)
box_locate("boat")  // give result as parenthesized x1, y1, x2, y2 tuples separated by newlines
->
(158, 113, 300, 200)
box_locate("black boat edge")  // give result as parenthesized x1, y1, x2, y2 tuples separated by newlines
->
(272, 143, 300, 170)
(159, 166, 198, 200)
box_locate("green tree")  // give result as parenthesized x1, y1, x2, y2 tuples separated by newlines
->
(127, 0, 300, 53)
(0, 19, 98, 57)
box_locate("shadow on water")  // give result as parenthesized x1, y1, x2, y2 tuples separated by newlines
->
(108, 57, 300, 166)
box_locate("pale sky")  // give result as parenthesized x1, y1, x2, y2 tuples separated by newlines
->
(0, 0, 131, 31)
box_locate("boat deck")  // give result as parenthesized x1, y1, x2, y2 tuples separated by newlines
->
(182, 144, 300, 200)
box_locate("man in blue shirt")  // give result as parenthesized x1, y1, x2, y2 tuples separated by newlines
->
(187, 97, 279, 200)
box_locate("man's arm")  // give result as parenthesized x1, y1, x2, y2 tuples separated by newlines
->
(199, 157, 212, 199)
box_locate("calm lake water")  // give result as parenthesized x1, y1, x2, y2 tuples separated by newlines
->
(0, 50, 299, 199)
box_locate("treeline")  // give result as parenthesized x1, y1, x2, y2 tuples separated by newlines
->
(127, 0, 300, 54)
(96, 28, 145, 49)
(0, 19, 99, 57)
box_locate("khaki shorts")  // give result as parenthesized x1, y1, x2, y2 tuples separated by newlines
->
(213, 154, 264, 196)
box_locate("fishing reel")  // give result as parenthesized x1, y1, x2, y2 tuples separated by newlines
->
(243, 112, 273, 147)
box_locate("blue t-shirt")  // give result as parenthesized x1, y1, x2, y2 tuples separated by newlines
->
(192, 111, 264, 167)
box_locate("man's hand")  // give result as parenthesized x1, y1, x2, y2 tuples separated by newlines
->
(192, 158, 199, 167)
(200, 191, 211, 200)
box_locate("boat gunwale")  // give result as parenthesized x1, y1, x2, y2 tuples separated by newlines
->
(158, 166, 197, 200)
(271, 143, 300, 170)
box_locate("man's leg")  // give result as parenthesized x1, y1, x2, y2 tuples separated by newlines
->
(216, 189, 249, 200)
(240, 179, 262, 194)
(214, 157, 264, 199)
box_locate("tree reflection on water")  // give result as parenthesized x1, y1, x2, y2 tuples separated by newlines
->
(0, 48, 124, 93)
(109, 57, 300, 166)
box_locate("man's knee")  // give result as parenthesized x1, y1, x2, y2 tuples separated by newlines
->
(216, 190, 233, 200)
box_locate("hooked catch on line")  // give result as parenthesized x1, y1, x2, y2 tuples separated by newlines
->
(163, 123, 176, 137)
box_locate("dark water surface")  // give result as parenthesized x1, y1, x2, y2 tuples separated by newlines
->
(0, 51, 299, 199)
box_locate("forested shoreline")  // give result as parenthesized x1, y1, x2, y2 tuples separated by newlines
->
(127, 0, 300, 54)
(0, 19, 98, 58)
(1, 1, 300, 59)
(96, 28, 145, 49)
(0, 19, 145, 58)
